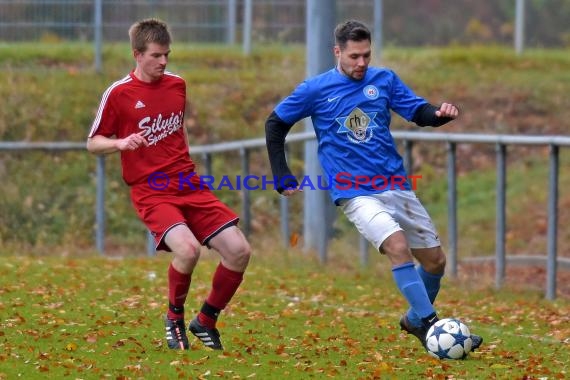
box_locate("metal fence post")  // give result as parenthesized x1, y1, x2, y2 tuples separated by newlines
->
(146, 231, 156, 256)
(495, 143, 507, 289)
(515, 0, 526, 55)
(280, 196, 289, 247)
(546, 144, 559, 299)
(359, 235, 369, 266)
(280, 145, 290, 248)
(94, 0, 102, 73)
(373, 0, 383, 62)
(95, 154, 105, 254)
(226, 0, 237, 45)
(403, 140, 413, 175)
(447, 142, 458, 277)
(201, 152, 212, 175)
(242, 0, 252, 55)
(240, 147, 251, 237)
(304, 0, 336, 263)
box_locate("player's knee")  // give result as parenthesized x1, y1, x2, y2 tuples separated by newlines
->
(382, 240, 411, 262)
(237, 241, 252, 267)
(177, 242, 201, 265)
(434, 252, 446, 272)
(425, 250, 446, 273)
(230, 241, 252, 271)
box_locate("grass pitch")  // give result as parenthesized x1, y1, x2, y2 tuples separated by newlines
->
(0, 250, 568, 379)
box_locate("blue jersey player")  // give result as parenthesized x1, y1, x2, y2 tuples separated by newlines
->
(265, 20, 482, 352)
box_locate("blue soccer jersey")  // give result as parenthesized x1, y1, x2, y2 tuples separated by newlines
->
(274, 67, 427, 203)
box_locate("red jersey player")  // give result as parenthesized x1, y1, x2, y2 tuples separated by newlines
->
(87, 18, 251, 351)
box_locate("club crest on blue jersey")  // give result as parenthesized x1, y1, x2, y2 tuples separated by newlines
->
(336, 107, 378, 143)
(363, 85, 379, 99)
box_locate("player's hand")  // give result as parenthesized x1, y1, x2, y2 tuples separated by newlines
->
(117, 131, 149, 151)
(281, 187, 303, 196)
(435, 102, 459, 119)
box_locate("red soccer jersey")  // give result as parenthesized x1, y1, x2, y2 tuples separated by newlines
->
(89, 71, 194, 186)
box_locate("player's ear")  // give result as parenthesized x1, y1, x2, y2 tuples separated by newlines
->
(333, 45, 341, 59)
(133, 49, 143, 60)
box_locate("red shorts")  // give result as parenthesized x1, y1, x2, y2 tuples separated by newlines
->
(130, 173, 239, 251)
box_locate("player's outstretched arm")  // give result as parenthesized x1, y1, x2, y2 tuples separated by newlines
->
(265, 111, 300, 195)
(412, 102, 459, 127)
(86, 132, 148, 155)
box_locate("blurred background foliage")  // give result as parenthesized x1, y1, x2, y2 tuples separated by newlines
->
(0, 43, 569, 257)
(0, 0, 569, 256)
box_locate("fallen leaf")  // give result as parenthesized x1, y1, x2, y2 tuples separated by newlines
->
(65, 342, 77, 351)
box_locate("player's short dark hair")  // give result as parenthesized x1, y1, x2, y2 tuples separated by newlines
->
(334, 20, 371, 50)
(128, 18, 172, 52)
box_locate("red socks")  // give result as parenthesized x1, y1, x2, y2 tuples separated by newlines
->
(198, 263, 244, 328)
(167, 262, 244, 327)
(167, 263, 191, 320)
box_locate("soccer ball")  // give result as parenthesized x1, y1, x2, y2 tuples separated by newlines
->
(425, 318, 473, 359)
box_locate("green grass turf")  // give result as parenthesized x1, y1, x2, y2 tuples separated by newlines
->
(0, 252, 568, 379)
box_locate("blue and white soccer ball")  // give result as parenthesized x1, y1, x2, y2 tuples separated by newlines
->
(425, 318, 473, 359)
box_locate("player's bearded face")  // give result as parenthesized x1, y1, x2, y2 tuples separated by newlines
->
(135, 42, 170, 82)
(335, 40, 372, 81)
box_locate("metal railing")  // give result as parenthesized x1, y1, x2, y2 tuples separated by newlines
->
(1, 131, 569, 299)
(391, 131, 570, 301)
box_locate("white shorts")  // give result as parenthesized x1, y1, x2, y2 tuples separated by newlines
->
(339, 191, 441, 251)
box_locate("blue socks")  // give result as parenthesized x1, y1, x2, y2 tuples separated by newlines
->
(405, 265, 443, 327)
(392, 262, 435, 325)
